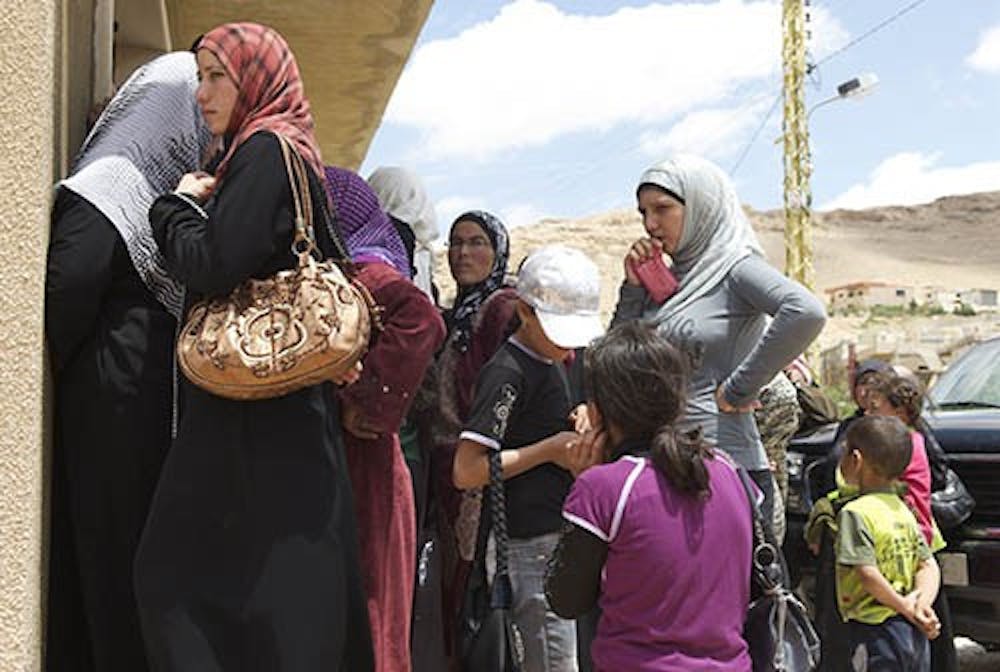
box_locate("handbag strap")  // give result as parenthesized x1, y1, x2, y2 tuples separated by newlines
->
(275, 134, 315, 262)
(274, 134, 353, 265)
(487, 448, 515, 610)
(736, 468, 785, 593)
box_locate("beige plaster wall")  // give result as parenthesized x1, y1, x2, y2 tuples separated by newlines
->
(0, 0, 57, 668)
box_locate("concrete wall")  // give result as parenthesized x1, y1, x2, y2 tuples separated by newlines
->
(0, 1, 58, 668)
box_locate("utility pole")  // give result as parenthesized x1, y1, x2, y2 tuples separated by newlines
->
(781, 0, 813, 291)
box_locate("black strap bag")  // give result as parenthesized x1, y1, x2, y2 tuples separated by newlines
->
(459, 449, 524, 672)
(931, 466, 976, 531)
(738, 469, 821, 672)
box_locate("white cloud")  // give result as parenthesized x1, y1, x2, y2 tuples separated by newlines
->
(500, 203, 547, 229)
(821, 152, 1000, 210)
(435, 196, 546, 234)
(967, 24, 1000, 73)
(639, 97, 773, 160)
(386, 0, 848, 160)
(435, 195, 483, 237)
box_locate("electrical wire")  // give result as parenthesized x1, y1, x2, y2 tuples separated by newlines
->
(729, 91, 783, 176)
(731, 0, 932, 175)
(809, 0, 932, 71)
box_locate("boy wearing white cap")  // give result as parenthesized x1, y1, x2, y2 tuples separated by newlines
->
(453, 245, 604, 672)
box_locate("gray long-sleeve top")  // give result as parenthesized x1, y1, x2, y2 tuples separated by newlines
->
(611, 254, 826, 470)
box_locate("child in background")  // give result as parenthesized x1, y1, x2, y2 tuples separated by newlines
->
(453, 245, 605, 672)
(836, 415, 941, 671)
(867, 375, 957, 672)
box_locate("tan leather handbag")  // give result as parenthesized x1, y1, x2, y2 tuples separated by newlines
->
(177, 134, 373, 400)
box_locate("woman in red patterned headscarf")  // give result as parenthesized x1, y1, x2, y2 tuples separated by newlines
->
(135, 23, 374, 671)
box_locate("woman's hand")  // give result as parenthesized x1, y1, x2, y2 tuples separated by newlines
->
(174, 171, 217, 202)
(331, 361, 363, 386)
(341, 398, 380, 440)
(623, 237, 663, 286)
(715, 384, 761, 414)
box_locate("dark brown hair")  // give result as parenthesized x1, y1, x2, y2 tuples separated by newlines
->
(876, 375, 924, 426)
(845, 415, 912, 480)
(584, 322, 713, 497)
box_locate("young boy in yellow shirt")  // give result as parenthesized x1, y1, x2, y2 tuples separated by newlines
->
(835, 414, 941, 671)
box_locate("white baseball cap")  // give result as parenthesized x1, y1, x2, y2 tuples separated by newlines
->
(516, 245, 604, 349)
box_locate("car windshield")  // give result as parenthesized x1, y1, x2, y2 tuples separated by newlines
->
(929, 338, 1000, 408)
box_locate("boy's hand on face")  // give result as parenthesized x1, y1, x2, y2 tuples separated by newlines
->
(551, 429, 604, 477)
(569, 404, 591, 433)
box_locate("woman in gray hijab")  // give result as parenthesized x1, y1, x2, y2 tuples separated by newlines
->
(45, 51, 210, 672)
(612, 154, 826, 525)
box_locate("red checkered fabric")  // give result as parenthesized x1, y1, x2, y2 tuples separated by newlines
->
(197, 22, 325, 181)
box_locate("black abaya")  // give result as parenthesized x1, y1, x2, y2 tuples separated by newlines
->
(136, 131, 374, 671)
(45, 188, 175, 672)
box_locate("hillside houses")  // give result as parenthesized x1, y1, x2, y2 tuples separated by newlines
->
(825, 281, 998, 314)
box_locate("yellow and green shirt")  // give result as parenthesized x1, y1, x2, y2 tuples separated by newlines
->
(835, 491, 931, 624)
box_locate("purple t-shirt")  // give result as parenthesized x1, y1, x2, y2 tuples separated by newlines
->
(563, 455, 753, 672)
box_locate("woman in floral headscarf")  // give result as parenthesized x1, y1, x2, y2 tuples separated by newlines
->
(135, 24, 373, 671)
(417, 210, 518, 665)
(325, 165, 445, 672)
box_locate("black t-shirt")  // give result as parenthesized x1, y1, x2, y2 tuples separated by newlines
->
(462, 338, 581, 538)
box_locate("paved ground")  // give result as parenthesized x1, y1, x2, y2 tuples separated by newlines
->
(957, 637, 1000, 671)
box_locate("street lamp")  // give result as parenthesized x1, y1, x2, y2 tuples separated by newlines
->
(809, 73, 879, 119)
(783, 72, 879, 293)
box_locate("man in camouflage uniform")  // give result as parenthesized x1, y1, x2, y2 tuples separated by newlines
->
(754, 372, 801, 542)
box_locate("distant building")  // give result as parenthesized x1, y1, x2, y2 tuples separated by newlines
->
(826, 282, 998, 314)
(826, 281, 915, 313)
(958, 288, 998, 311)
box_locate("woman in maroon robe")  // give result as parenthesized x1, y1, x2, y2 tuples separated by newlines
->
(325, 167, 446, 672)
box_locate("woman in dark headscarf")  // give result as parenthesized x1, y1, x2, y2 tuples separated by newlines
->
(45, 51, 210, 672)
(134, 24, 373, 671)
(422, 210, 517, 663)
(325, 165, 445, 672)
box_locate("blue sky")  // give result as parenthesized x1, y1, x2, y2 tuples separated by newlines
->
(360, 0, 1000, 237)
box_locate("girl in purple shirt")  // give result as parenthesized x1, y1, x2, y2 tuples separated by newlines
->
(546, 322, 753, 671)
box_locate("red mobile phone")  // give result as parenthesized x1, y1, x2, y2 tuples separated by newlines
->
(630, 253, 678, 303)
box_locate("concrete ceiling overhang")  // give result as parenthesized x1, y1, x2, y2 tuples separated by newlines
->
(162, 0, 432, 169)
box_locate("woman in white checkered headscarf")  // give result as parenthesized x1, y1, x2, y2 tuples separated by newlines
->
(45, 51, 209, 672)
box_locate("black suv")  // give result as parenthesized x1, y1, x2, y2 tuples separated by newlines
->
(783, 336, 1000, 645)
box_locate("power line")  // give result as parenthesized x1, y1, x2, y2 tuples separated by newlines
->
(809, 0, 932, 71)
(731, 0, 931, 176)
(730, 92, 782, 176)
